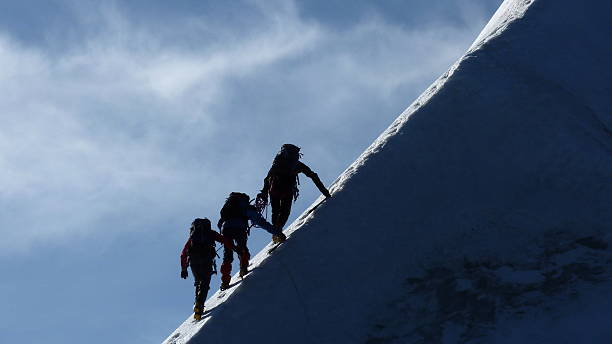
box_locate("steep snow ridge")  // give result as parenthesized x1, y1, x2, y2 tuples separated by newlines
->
(165, 0, 612, 343)
(469, 0, 532, 51)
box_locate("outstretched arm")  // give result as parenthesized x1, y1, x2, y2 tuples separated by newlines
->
(298, 162, 331, 197)
(246, 208, 281, 235)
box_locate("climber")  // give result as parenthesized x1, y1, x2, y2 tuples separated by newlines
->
(256, 144, 331, 242)
(180, 217, 233, 320)
(217, 192, 284, 290)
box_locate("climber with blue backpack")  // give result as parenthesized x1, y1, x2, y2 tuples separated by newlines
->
(217, 192, 284, 290)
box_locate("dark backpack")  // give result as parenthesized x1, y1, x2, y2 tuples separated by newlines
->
(220, 192, 250, 221)
(268, 144, 301, 199)
(189, 218, 216, 259)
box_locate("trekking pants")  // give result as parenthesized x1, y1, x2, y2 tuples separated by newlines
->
(271, 194, 293, 229)
(220, 227, 250, 284)
(190, 261, 213, 308)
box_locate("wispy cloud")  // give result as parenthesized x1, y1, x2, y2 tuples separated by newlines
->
(0, 0, 493, 253)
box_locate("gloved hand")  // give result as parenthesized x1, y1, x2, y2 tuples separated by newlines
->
(181, 270, 188, 279)
(255, 192, 268, 211)
(323, 189, 331, 198)
(257, 192, 268, 202)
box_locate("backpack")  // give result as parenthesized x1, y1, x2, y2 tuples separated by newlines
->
(268, 144, 301, 199)
(220, 192, 250, 221)
(189, 218, 216, 259)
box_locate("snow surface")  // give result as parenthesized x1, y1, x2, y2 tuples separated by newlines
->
(164, 0, 612, 343)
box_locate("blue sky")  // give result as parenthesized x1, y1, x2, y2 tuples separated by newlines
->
(0, 0, 501, 342)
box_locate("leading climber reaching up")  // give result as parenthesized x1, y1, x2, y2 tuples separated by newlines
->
(256, 144, 331, 242)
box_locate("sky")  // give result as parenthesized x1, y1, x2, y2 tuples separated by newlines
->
(0, 0, 501, 342)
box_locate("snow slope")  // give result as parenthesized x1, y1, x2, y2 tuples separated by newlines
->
(165, 0, 612, 343)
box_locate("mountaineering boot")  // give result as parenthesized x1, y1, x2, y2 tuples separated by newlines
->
(220, 262, 232, 290)
(272, 232, 287, 244)
(193, 302, 204, 321)
(239, 265, 248, 278)
(193, 282, 205, 320)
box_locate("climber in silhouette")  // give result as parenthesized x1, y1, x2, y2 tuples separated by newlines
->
(218, 192, 283, 290)
(256, 144, 331, 242)
(180, 218, 233, 321)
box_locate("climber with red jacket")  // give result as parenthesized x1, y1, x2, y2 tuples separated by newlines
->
(180, 217, 233, 320)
